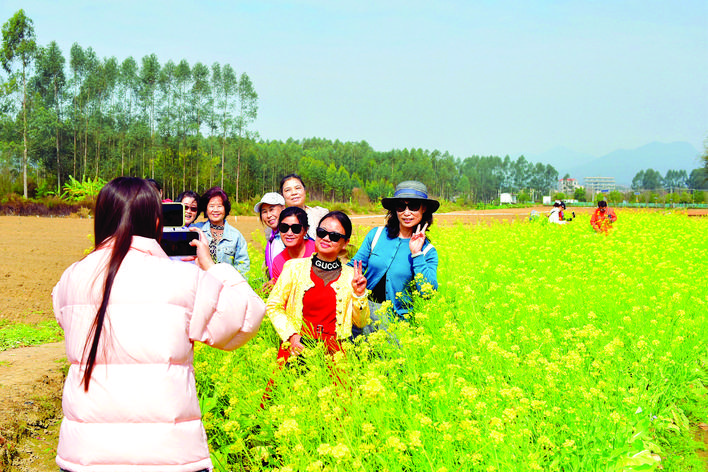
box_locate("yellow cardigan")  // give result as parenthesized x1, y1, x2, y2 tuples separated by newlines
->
(266, 257, 370, 342)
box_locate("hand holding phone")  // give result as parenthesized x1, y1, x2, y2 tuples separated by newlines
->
(160, 230, 199, 256)
(190, 228, 216, 270)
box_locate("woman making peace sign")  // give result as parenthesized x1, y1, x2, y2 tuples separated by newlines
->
(266, 211, 369, 360)
(349, 181, 439, 337)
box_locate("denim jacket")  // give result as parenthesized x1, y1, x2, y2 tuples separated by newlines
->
(349, 226, 437, 317)
(199, 221, 250, 276)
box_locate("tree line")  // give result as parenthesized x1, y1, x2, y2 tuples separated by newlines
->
(1, 9, 564, 205)
(631, 168, 707, 192)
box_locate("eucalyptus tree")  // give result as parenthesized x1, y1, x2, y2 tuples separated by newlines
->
(215, 63, 237, 188)
(117, 56, 139, 174)
(528, 162, 547, 194)
(174, 59, 191, 192)
(139, 53, 160, 175)
(543, 164, 558, 194)
(190, 61, 211, 190)
(687, 167, 707, 190)
(207, 62, 221, 185)
(32, 40, 65, 191)
(1, 9, 37, 197)
(512, 155, 530, 191)
(157, 59, 177, 188)
(233, 72, 258, 202)
(68, 42, 86, 176)
(77, 47, 98, 178)
(433, 151, 456, 199)
(664, 169, 688, 190)
(90, 56, 118, 178)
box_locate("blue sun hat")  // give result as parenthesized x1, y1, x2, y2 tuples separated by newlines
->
(381, 180, 440, 213)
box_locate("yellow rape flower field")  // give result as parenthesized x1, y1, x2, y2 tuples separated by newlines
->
(194, 211, 708, 471)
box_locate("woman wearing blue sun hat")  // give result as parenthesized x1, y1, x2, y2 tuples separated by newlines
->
(349, 181, 439, 337)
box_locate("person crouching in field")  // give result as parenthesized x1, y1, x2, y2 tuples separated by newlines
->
(349, 180, 439, 338)
(52, 177, 265, 472)
(590, 200, 617, 232)
(265, 211, 369, 364)
(548, 200, 566, 224)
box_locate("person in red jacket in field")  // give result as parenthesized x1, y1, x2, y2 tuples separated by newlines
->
(590, 200, 617, 232)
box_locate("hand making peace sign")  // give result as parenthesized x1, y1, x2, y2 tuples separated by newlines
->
(409, 222, 429, 255)
(351, 260, 367, 297)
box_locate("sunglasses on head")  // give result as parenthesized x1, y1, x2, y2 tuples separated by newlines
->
(278, 222, 303, 234)
(316, 227, 346, 242)
(394, 200, 422, 212)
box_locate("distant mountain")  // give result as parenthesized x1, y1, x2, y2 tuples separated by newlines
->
(526, 147, 597, 175)
(530, 142, 701, 187)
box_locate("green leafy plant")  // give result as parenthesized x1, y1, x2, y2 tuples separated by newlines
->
(61, 175, 106, 201)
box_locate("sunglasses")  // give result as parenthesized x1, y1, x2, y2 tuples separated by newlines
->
(316, 227, 346, 242)
(278, 222, 303, 234)
(185, 206, 198, 212)
(394, 200, 422, 212)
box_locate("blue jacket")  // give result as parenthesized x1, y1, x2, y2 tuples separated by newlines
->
(349, 226, 438, 317)
(199, 221, 250, 276)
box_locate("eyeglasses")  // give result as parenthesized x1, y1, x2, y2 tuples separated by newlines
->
(316, 227, 346, 242)
(278, 222, 303, 234)
(185, 206, 198, 212)
(394, 200, 422, 213)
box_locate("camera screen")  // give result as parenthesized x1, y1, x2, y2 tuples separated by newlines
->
(160, 231, 198, 256)
(162, 203, 185, 227)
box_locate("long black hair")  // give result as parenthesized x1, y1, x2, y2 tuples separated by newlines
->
(385, 200, 434, 239)
(83, 177, 162, 391)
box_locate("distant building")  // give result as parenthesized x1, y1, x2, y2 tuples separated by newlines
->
(558, 178, 580, 195)
(584, 176, 615, 196)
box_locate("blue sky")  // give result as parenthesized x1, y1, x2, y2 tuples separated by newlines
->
(3, 0, 706, 162)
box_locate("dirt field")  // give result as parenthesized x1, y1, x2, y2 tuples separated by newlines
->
(0, 206, 594, 470)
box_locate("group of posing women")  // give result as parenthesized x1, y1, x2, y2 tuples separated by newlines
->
(52, 175, 439, 472)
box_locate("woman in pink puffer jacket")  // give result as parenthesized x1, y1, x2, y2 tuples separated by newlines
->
(53, 177, 265, 472)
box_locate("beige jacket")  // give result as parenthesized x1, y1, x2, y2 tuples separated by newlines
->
(266, 257, 369, 341)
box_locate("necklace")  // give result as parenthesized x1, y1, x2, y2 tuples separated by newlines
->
(312, 255, 341, 271)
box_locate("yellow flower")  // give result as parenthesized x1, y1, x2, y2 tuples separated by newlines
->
(317, 443, 332, 455)
(360, 377, 386, 399)
(408, 430, 423, 448)
(362, 422, 376, 436)
(461, 386, 479, 402)
(419, 415, 433, 427)
(274, 418, 301, 439)
(386, 435, 407, 452)
(306, 461, 325, 471)
(331, 443, 350, 460)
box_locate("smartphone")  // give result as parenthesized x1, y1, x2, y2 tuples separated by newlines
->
(160, 230, 198, 256)
(162, 202, 185, 228)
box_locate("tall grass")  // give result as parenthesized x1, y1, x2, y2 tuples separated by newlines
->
(195, 211, 708, 471)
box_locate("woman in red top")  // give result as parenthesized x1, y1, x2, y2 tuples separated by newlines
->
(266, 211, 369, 363)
